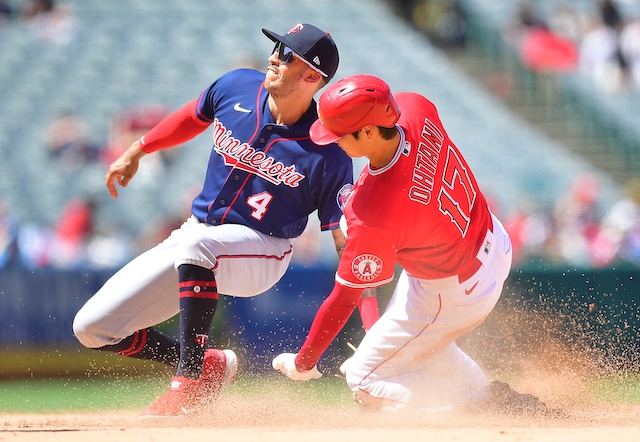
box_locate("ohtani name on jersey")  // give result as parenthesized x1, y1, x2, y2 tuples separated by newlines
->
(211, 118, 305, 187)
(410, 118, 444, 205)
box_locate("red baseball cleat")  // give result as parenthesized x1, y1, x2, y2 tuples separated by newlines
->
(140, 349, 238, 417)
(201, 348, 238, 399)
(140, 376, 201, 417)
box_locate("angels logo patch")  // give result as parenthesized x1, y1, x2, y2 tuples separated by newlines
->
(351, 254, 383, 282)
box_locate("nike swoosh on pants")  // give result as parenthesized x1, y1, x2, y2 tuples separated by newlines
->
(464, 281, 479, 295)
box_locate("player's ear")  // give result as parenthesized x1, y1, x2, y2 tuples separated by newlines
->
(304, 69, 322, 85)
(362, 125, 376, 139)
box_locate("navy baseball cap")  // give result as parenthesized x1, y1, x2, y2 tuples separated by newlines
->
(262, 23, 339, 81)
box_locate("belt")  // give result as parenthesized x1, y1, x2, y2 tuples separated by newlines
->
(457, 216, 494, 283)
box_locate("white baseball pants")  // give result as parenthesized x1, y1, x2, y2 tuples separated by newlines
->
(73, 216, 294, 348)
(345, 214, 512, 412)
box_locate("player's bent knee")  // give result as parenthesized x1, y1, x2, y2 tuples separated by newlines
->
(72, 309, 108, 349)
(72, 314, 93, 348)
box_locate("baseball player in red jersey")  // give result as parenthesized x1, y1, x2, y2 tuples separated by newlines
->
(273, 74, 548, 413)
(72, 25, 379, 417)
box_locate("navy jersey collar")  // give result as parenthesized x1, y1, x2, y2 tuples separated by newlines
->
(259, 87, 317, 136)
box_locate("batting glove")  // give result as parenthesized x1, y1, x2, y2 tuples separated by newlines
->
(272, 353, 322, 381)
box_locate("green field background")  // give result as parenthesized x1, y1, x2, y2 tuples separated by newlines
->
(2, 372, 640, 413)
(2, 266, 640, 413)
(0, 347, 356, 412)
(0, 349, 355, 412)
(1, 348, 640, 413)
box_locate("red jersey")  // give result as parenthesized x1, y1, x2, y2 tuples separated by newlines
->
(337, 92, 493, 288)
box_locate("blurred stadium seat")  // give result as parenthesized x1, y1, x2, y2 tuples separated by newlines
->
(1, 0, 639, 365)
(0, 0, 622, 236)
(460, 0, 640, 183)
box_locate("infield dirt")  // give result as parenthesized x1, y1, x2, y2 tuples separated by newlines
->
(2, 399, 640, 442)
(3, 299, 639, 441)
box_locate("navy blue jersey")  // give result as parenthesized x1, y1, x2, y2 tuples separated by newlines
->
(191, 69, 353, 238)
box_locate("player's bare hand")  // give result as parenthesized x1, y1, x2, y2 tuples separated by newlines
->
(105, 140, 146, 198)
(272, 353, 322, 381)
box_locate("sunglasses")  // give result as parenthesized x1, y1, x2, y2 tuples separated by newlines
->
(273, 41, 295, 64)
(272, 41, 328, 77)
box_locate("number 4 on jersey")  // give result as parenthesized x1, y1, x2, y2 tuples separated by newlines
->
(246, 191, 274, 220)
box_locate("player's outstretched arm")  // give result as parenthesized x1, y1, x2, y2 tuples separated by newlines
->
(105, 139, 147, 198)
(330, 229, 380, 330)
(273, 284, 363, 381)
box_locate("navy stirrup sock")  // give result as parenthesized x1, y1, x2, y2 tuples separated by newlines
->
(176, 263, 218, 379)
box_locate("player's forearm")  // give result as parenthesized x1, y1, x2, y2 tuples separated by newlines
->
(331, 228, 346, 259)
(122, 139, 147, 163)
(141, 99, 210, 152)
(295, 283, 362, 371)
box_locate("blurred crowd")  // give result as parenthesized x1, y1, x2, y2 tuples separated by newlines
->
(1, 0, 639, 272)
(502, 175, 640, 269)
(0, 0, 78, 45)
(46, 103, 178, 173)
(0, 192, 192, 271)
(2, 172, 640, 271)
(0, 101, 184, 270)
(387, 0, 640, 93)
(502, 0, 640, 92)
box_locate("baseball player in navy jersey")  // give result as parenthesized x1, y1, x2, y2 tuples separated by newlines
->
(72, 24, 379, 417)
(273, 75, 551, 415)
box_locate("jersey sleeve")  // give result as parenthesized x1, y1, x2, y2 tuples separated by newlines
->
(194, 83, 217, 123)
(336, 224, 397, 288)
(316, 153, 353, 231)
(140, 99, 210, 152)
(295, 282, 363, 371)
(195, 69, 257, 122)
(142, 71, 248, 152)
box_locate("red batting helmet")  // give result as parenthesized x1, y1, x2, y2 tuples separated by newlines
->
(310, 74, 401, 145)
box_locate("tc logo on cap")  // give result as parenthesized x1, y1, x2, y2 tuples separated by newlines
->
(288, 24, 303, 34)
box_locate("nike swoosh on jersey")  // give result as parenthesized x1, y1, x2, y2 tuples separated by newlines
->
(464, 281, 479, 295)
(233, 103, 252, 113)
